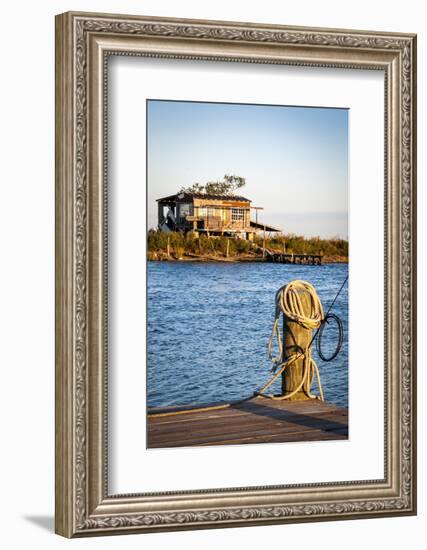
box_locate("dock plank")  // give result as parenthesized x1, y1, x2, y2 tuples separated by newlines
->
(148, 397, 348, 448)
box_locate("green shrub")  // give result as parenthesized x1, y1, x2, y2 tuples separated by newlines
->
(235, 239, 252, 254)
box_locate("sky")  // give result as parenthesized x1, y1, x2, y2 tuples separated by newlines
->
(147, 100, 348, 239)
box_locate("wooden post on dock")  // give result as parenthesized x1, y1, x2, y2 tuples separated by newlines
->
(226, 238, 230, 258)
(167, 235, 171, 259)
(281, 290, 313, 400)
(263, 224, 266, 258)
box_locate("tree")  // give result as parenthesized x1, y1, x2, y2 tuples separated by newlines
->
(180, 174, 246, 196)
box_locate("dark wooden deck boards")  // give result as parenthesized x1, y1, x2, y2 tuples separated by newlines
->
(147, 397, 348, 448)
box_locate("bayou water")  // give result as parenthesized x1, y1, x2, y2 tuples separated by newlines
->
(147, 261, 348, 409)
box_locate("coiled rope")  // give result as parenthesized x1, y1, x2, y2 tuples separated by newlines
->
(260, 280, 325, 400)
(316, 313, 343, 362)
(257, 277, 347, 401)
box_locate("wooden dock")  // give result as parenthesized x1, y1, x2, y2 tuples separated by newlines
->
(267, 253, 322, 265)
(147, 397, 348, 448)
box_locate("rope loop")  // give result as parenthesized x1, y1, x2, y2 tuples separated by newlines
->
(316, 312, 344, 362)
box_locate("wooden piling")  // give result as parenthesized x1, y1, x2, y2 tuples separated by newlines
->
(281, 290, 313, 400)
(262, 224, 266, 258)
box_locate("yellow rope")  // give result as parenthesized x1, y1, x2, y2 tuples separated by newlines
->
(148, 403, 232, 419)
(147, 397, 254, 418)
(260, 280, 325, 401)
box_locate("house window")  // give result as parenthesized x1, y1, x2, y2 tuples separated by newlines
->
(197, 207, 216, 217)
(231, 208, 245, 222)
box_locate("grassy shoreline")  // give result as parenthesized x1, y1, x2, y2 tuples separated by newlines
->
(147, 231, 348, 264)
(148, 254, 348, 264)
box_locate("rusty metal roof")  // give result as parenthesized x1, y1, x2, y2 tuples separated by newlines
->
(250, 220, 281, 232)
(156, 191, 251, 203)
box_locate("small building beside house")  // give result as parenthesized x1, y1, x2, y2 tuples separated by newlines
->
(156, 191, 280, 240)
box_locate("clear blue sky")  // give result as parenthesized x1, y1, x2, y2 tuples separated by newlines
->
(147, 100, 348, 239)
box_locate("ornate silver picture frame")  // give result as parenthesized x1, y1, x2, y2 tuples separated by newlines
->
(55, 11, 417, 537)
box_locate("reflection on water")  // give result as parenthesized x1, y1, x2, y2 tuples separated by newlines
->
(147, 262, 348, 409)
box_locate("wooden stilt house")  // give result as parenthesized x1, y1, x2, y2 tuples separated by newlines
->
(157, 191, 279, 239)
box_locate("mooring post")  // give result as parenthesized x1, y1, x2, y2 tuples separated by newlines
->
(281, 290, 313, 400)
(262, 224, 266, 258)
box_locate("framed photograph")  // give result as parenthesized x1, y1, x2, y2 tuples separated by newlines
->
(55, 11, 417, 537)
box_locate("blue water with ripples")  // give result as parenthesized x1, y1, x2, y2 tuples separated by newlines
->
(147, 262, 348, 409)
